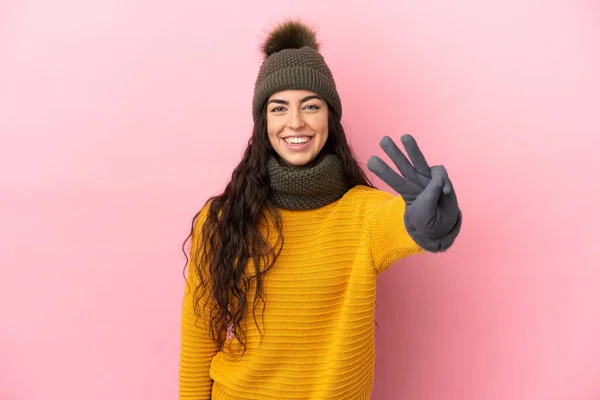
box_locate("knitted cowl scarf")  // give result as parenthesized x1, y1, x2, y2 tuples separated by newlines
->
(266, 152, 348, 210)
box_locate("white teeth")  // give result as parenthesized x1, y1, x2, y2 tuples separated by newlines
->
(284, 136, 311, 144)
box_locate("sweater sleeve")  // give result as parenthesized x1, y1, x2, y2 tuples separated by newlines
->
(179, 206, 219, 399)
(366, 190, 424, 276)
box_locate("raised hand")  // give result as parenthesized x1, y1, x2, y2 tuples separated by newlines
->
(367, 134, 460, 240)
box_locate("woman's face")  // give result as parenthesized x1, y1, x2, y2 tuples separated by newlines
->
(266, 89, 329, 167)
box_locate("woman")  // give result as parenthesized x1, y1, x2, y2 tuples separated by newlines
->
(179, 20, 462, 400)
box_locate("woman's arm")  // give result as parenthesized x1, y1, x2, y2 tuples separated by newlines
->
(366, 189, 461, 276)
(366, 190, 424, 276)
(179, 207, 219, 400)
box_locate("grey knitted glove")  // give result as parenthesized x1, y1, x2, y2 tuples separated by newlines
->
(367, 134, 461, 252)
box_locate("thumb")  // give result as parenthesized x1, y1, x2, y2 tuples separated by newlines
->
(418, 166, 445, 207)
(437, 165, 453, 195)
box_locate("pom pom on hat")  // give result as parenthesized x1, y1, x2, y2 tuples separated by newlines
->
(261, 20, 321, 59)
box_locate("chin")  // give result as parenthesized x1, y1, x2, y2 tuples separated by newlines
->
(278, 152, 318, 167)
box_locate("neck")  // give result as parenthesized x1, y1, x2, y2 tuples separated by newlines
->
(267, 152, 348, 210)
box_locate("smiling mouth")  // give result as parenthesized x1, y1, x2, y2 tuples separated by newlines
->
(283, 136, 313, 145)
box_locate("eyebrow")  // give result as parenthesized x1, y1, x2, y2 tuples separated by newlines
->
(267, 95, 322, 105)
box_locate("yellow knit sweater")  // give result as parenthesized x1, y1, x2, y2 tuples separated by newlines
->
(179, 185, 424, 399)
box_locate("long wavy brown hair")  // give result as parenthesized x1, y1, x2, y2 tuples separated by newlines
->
(182, 102, 375, 357)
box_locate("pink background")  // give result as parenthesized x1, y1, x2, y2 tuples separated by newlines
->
(1, 0, 599, 399)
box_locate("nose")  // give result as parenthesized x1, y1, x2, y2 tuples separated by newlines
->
(287, 110, 305, 130)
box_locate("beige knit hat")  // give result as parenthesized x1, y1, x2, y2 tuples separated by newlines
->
(252, 20, 342, 121)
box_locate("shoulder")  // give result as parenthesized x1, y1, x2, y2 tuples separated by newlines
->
(333, 185, 397, 218)
(343, 185, 395, 205)
(191, 198, 215, 238)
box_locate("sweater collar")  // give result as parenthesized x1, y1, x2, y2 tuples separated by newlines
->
(267, 152, 348, 210)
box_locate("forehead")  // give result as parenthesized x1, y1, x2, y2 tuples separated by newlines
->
(267, 89, 321, 101)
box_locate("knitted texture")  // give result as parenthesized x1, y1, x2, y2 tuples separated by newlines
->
(179, 186, 424, 399)
(252, 46, 342, 121)
(266, 153, 347, 210)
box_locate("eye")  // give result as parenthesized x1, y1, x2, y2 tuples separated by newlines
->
(304, 104, 320, 110)
(270, 106, 285, 113)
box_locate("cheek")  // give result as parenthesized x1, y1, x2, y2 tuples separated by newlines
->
(267, 126, 275, 141)
(266, 118, 280, 143)
(315, 116, 329, 137)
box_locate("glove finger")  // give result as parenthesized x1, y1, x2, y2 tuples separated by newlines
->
(401, 134, 431, 178)
(379, 136, 419, 182)
(368, 156, 420, 201)
(417, 166, 445, 212)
